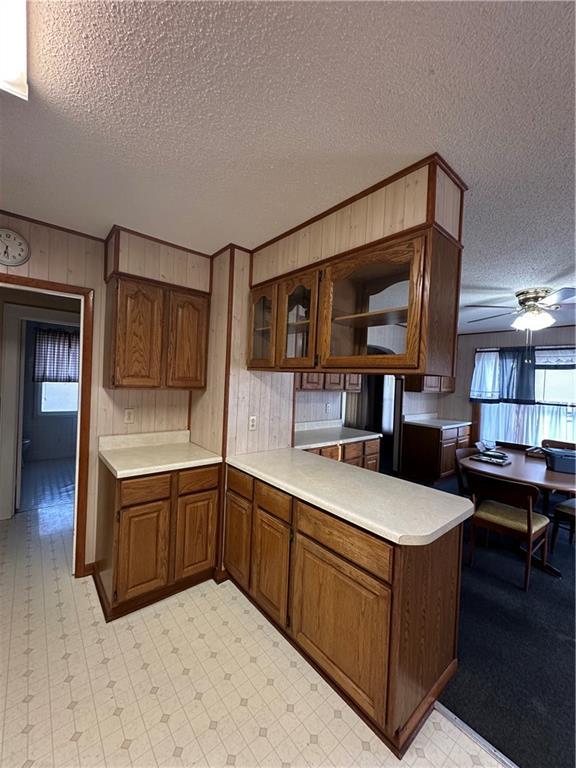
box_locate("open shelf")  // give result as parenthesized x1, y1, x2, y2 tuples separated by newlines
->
(332, 306, 408, 328)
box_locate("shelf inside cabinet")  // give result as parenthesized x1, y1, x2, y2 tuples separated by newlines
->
(253, 326, 272, 333)
(332, 306, 408, 329)
(287, 320, 310, 333)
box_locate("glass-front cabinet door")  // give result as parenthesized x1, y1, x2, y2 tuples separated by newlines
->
(248, 284, 278, 368)
(276, 271, 319, 368)
(318, 237, 425, 369)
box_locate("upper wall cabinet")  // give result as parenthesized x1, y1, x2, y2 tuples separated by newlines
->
(248, 284, 277, 369)
(276, 271, 320, 369)
(318, 237, 424, 370)
(105, 276, 209, 389)
(166, 291, 209, 388)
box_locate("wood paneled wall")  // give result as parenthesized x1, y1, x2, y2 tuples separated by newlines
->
(0, 214, 199, 563)
(226, 248, 293, 455)
(189, 249, 230, 454)
(115, 229, 211, 292)
(438, 325, 576, 421)
(251, 166, 429, 285)
(435, 168, 461, 241)
(294, 391, 343, 424)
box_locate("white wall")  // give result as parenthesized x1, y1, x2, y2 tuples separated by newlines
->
(294, 390, 343, 424)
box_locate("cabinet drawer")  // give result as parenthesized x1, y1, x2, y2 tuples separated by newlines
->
(305, 447, 321, 455)
(120, 473, 171, 507)
(227, 467, 254, 500)
(178, 465, 220, 495)
(295, 501, 393, 583)
(344, 456, 363, 467)
(457, 425, 470, 438)
(364, 439, 380, 456)
(343, 442, 363, 461)
(320, 445, 339, 460)
(254, 481, 292, 524)
(442, 428, 458, 441)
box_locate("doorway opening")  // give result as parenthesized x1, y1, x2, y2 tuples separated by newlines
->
(0, 279, 92, 576)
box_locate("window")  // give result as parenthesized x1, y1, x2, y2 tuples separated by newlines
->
(471, 346, 576, 446)
(40, 382, 79, 414)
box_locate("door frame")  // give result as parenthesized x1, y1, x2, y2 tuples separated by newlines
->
(0, 274, 94, 577)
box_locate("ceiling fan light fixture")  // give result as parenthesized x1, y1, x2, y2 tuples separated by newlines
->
(511, 307, 556, 331)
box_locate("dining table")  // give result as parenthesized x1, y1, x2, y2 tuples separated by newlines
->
(460, 446, 575, 577)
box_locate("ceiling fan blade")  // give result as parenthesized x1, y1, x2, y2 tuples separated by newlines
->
(540, 287, 576, 306)
(466, 311, 516, 324)
(463, 304, 516, 309)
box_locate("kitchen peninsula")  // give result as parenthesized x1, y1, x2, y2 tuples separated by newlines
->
(224, 448, 473, 756)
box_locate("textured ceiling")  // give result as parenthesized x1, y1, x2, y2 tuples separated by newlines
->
(0, 1, 574, 332)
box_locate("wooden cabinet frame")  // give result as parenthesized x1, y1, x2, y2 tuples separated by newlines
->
(248, 284, 278, 369)
(318, 236, 425, 370)
(105, 275, 210, 389)
(276, 271, 320, 369)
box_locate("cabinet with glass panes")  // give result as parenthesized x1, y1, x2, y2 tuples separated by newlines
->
(276, 272, 319, 368)
(318, 236, 424, 369)
(248, 284, 277, 368)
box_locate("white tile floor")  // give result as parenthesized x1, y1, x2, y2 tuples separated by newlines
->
(0, 482, 510, 768)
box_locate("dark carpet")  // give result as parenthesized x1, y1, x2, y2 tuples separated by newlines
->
(435, 476, 575, 768)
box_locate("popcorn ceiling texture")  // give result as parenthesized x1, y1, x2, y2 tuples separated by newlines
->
(1, 2, 574, 331)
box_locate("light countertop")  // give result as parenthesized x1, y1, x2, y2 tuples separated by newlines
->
(294, 426, 382, 450)
(99, 442, 222, 479)
(227, 448, 473, 546)
(403, 417, 472, 430)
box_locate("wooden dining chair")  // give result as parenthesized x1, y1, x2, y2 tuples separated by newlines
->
(455, 447, 477, 497)
(551, 498, 576, 552)
(467, 473, 549, 591)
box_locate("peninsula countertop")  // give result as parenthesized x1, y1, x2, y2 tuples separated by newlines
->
(227, 448, 473, 546)
(99, 440, 222, 479)
(294, 425, 382, 450)
(403, 417, 472, 430)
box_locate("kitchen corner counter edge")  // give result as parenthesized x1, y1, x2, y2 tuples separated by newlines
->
(227, 448, 473, 546)
(99, 442, 223, 479)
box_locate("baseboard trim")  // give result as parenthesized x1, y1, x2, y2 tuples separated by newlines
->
(434, 702, 520, 768)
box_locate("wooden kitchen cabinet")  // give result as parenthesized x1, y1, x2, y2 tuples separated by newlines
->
(299, 372, 324, 390)
(116, 499, 170, 602)
(223, 490, 252, 590)
(248, 284, 277, 368)
(276, 271, 319, 369)
(249, 228, 461, 379)
(402, 423, 470, 483)
(320, 444, 340, 460)
(105, 276, 209, 389)
(251, 507, 291, 627)
(324, 373, 344, 390)
(174, 490, 218, 581)
(94, 463, 220, 620)
(166, 291, 209, 388)
(345, 373, 362, 392)
(319, 236, 424, 370)
(291, 533, 390, 725)
(405, 375, 455, 393)
(221, 467, 463, 757)
(109, 277, 164, 387)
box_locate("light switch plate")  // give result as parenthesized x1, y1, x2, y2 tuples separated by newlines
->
(124, 408, 135, 425)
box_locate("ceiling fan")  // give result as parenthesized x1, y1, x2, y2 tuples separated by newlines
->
(466, 286, 576, 331)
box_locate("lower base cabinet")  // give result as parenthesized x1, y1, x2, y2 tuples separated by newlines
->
(291, 533, 390, 725)
(174, 491, 218, 581)
(117, 499, 171, 602)
(223, 489, 252, 590)
(94, 463, 219, 620)
(402, 424, 470, 483)
(251, 507, 291, 627)
(223, 465, 462, 757)
(305, 437, 381, 471)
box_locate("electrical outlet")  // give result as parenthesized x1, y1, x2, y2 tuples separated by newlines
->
(325, 402, 332, 414)
(248, 415, 257, 431)
(124, 408, 135, 425)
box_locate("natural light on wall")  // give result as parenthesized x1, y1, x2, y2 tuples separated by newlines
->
(0, 0, 28, 100)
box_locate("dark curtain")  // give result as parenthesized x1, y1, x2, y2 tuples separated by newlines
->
(33, 328, 80, 383)
(498, 347, 535, 404)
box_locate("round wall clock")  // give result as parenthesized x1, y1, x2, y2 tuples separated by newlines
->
(0, 228, 30, 267)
